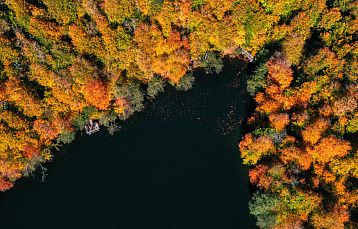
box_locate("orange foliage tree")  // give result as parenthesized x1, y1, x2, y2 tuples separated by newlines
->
(82, 79, 111, 110)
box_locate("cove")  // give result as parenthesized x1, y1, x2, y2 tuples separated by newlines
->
(0, 59, 256, 229)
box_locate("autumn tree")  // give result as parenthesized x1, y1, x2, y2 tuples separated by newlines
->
(0, 177, 14, 192)
(0, 3, 356, 228)
(82, 79, 111, 110)
(134, 23, 191, 83)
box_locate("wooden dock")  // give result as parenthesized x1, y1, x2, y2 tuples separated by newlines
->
(241, 48, 254, 62)
(85, 121, 100, 135)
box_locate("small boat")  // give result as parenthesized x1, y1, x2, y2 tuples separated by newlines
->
(85, 120, 100, 135)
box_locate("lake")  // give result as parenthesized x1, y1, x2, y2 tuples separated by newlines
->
(0, 59, 256, 229)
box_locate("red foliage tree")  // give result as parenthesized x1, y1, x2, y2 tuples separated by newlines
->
(0, 177, 14, 192)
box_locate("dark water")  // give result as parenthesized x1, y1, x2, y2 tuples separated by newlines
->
(0, 59, 256, 229)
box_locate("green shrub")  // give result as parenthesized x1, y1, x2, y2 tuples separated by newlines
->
(147, 76, 164, 98)
(175, 73, 194, 91)
(73, 106, 97, 130)
(249, 193, 279, 229)
(114, 80, 144, 120)
(247, 63, 267, 96)
(99, 111, 118, 127)
(201, 52, 224, 74)
(56, 131, 75, 144)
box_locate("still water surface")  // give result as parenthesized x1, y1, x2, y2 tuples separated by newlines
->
(0, 59, 256, 229)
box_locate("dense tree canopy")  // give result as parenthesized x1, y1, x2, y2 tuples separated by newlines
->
(0, 0, 356, 228)
(240, 1, 357, 227)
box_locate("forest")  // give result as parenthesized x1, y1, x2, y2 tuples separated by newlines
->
(0, 0, 356, 228)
